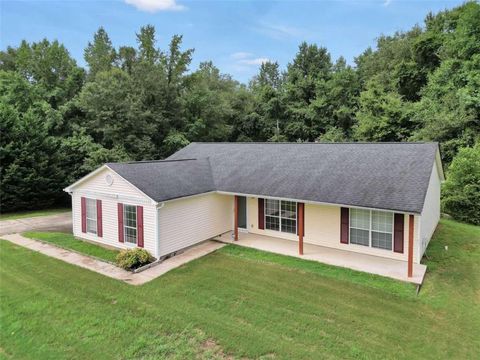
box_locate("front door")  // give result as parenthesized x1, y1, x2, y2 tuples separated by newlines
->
(237, 196, 247, 230)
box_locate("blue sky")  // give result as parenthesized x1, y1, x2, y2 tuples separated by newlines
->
(1, 0, 465, 83)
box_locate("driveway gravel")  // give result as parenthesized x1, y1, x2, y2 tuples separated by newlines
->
(0, 212, 72, 236)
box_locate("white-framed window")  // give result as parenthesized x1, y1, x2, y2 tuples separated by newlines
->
(124, 205, 137, 245)
(85, 198, 97, 235)
(265, 199, 297, 234)
(349, 208, 393, 250)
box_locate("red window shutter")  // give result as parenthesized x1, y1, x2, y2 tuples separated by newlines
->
(137, 206, 144, 248)
(340, 207, 349, 244)
(118, 203, 124, 243)
(96, 200, 103, 237)
(393, 213, 404, 253)
(81, 197, 86, 233)
(297, 202, 305, 235)
(258, 198, 265, 230)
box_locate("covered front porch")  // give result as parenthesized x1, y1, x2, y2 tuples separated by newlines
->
(215, 231, 427, 285)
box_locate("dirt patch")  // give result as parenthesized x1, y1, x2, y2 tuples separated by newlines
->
(200, 338, 235, 360)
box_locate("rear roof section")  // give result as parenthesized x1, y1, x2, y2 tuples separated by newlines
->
(168, 142, 439, 213)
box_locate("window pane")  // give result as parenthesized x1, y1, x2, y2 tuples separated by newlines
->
(281, 218, 296, 234)
(124, 205, 137, 244)
(371, 211, 393, 233)
(350, 228, 369, 246)
(86, 198, 97, 219)
(86, 219, 97, 234)
(281, 201, 296, 220)
(125, 227, 137, 244)
(265, 216, 279, 231)
(265, 199, 279, 216)
(85, 198, 97, 234)
(350, 209, 370, 230)
(124, 205, 137, 228)
(372, 231, 392, 250)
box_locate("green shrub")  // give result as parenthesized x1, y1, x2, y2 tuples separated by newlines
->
(116, 248, 154, 270)
(442, 143, 480, 225)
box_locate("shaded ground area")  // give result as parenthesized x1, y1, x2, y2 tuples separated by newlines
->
(0, 219, 479, 359)
(0, 212, 72, 235)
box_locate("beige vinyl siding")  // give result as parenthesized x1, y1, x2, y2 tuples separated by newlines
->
(247, 197, 422, 263)
(71, 167, 157, 257)
(158, 193, 232, 257)
(418, 161, 441, 259)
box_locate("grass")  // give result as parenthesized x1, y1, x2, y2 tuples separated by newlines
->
(0, 208, 70, 221)
(22, 232, 119, 263)
(1, 219, 479, 359)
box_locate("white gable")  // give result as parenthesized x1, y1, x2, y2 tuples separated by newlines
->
(65, 166, 155, 205)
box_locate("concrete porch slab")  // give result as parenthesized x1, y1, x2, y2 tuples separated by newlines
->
(215, 231, 426, 285)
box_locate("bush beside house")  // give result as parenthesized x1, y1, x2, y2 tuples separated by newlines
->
(116, 248, 154, 270)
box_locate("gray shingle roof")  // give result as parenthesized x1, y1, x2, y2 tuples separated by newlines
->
(167, 142, 439, 213)
(107, 158, 215, 202)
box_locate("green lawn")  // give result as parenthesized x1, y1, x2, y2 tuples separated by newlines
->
(1, 219, 479, 359)
(22, 232, 119, 263)
(0, 208, 70, 221)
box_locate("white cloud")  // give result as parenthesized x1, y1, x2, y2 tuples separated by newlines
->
(238, 57, 270, 66)
(125, 0, 187, 12)
(230, 52, 254, 60)
(383, 0, 392, 6)
(254, 22, 307, 40)
(229, 52, 269, 73)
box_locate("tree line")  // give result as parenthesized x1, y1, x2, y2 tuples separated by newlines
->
(1, 2, 479, 223)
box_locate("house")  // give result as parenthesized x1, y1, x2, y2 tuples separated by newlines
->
(64, 142, 444, 282)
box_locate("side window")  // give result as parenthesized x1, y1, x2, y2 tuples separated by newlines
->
(85, 198, 97, 235)
(124, 205, 137, 244)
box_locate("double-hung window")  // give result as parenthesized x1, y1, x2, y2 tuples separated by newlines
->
(350, 208, 393, 250)
(124, 205, 137, 244)
(85, 198, 97, 235)
(265, 199, 297, 234)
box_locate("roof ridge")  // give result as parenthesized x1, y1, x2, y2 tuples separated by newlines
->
(189, 141, 437, 145)
(109, 158, 198, 165)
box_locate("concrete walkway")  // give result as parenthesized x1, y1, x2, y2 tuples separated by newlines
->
(0, 212, 73, 236)
(2, 233, 225, 285)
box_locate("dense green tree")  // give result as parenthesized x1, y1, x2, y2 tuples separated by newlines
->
(182, 62, 237, 142)
(245, 61, 284, 141)
(77, 68, 156, 159)
(59, 132, 129, 184)
(136, 25, 161, 65)
(442, 143, 480, 225)
(1, 2, 479, 222)
(354, 81, 413, 141)
(311, 57, 360, 137)
(117, 46, 136, 74)
(412, 4, 480, 162)
(84, 27, 116, 78)
(0, 101, 65, 211)
(282, 43, 333, 141)
(0, 39, 84, 108)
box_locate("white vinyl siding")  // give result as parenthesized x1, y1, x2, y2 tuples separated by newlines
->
(350, 209, 393, 251)
(85, 198, 97, 235)
(71, 167, 157, 257)
(158, 193, 232, 257)
(419, 161, 441, 259)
